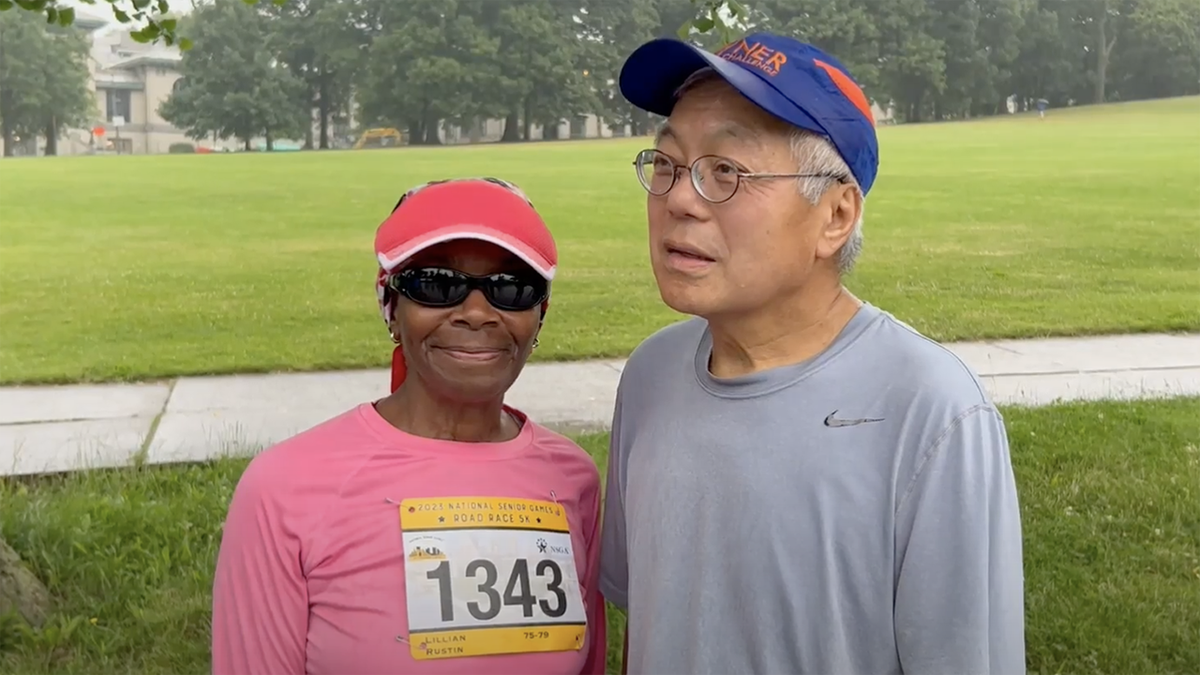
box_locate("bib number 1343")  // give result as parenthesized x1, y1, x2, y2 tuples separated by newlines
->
(400, 497, 588, 661)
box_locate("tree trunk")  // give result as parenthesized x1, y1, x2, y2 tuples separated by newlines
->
(630, 108, 649, 136)
(266, 129, 274, 152)
(500, 111, 520, 143)
(43, 117, 58, 156)
(523, 97, 533, 141)
(0, 536, 51, 628)
(1094, 11, 1117, 104)
(422, 116, 441, 145)
(303, 84, 315, 150)
(2, 117, 16, 156)
(318, 81, 330, 150)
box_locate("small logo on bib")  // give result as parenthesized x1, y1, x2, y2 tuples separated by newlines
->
(408, 536, 447, 561)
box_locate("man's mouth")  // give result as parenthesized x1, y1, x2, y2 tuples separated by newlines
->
(662, 241, 715, 260)
(664, 241, 717, 268)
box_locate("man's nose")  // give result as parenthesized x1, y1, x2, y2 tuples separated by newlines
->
(664, 167, 709, 221)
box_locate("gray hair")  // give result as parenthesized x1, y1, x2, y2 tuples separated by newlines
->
(673, 68, 865, 275)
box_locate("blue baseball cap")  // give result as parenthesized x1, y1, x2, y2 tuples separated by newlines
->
(619, 32, 880, 196)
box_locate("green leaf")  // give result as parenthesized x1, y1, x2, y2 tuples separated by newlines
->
(726, 0, 747, 19)
(0, 0, 15, 12)
(161, 18, 176, 32)
(677, 19, 693, 40)
(45, 5, 56, 23)
(179, 37, 193, 51)
(57, 6, 74, 25)
(693, 15, 715, 33)
(113, 8, 131, 22)
(132, 0, 150, 9)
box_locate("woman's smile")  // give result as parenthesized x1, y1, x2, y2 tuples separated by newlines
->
(435, 346, 507, 362)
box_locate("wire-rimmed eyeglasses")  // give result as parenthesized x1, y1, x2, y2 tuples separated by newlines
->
(633, 148, 848, 204)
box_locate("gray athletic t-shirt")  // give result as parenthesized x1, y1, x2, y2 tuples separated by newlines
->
(599, 303, 1026, 675)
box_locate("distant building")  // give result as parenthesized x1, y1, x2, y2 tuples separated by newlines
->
(0, 9, 240, 156)
(74, 10, 242, 155)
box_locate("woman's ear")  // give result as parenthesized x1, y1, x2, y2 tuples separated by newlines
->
(387, 298, 401, 343)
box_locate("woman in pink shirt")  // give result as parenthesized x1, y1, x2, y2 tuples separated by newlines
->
(211, 177, 607, 675)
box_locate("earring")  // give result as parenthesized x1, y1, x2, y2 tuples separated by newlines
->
(532, 337, 540, 350)
(390, 331, 401, 345)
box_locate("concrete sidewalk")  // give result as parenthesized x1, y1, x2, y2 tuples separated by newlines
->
(2, 332, 1198, 477)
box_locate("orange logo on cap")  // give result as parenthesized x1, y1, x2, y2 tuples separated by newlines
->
(718, 39, 787, 76)
(812, 59, 875, 127)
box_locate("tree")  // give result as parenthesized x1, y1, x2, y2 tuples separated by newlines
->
(968, 0, 1026, 116)
(0, 0, 288, 49)
(355, 0, 496, 145)
(1109, 0, 1200, 101)
(159, 0, 308, 150)
(576, 0, 661, 136)
(265, 0, 366, 149)
(0, 8, 91, 156)
(1069, 0, 1133, 103)
(484, 0, 597, 142)
(1010, 2, 1086, 108)
(756, 0, 882, 96)
(680, 0, 748, 42)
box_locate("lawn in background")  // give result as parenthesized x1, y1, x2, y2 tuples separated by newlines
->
(1, 97, 1198, 385)
(3, 397, 1199, 674)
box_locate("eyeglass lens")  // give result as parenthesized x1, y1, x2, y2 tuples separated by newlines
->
(635, 150, 742, 203)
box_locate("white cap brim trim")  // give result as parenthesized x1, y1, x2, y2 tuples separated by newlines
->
(377, 226, 556, 280)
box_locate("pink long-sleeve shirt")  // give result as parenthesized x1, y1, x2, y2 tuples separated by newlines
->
(212, 402, 607, 675)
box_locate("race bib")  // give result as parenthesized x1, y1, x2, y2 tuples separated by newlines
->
(400, 496, 588, 661)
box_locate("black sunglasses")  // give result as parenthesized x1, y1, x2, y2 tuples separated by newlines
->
(387, 267, 548, 312)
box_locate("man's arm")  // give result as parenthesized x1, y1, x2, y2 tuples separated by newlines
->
(211, 459, 309, 675)
(580, 478, 608, 675)
(599, 393, 631, 673)
(598, 395, 630, 611)
(894, 405, 1026, 675)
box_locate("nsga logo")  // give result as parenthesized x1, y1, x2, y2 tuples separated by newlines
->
(717, 39, 788, 76)
(407, 536, 447, 561)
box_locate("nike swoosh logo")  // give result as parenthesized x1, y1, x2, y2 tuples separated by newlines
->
(824, 411, 885, 427)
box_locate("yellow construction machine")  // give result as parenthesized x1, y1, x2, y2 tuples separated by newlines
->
(353, 127, 405, 149)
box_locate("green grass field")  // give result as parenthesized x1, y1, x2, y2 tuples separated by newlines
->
(2, 397, 1198, 674)
(1, 97, 1198, 386)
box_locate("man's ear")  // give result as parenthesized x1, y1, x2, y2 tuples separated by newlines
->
(816, 183, 861, 263)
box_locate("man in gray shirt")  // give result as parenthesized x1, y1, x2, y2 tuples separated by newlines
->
(599, 32, 1026, 674)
